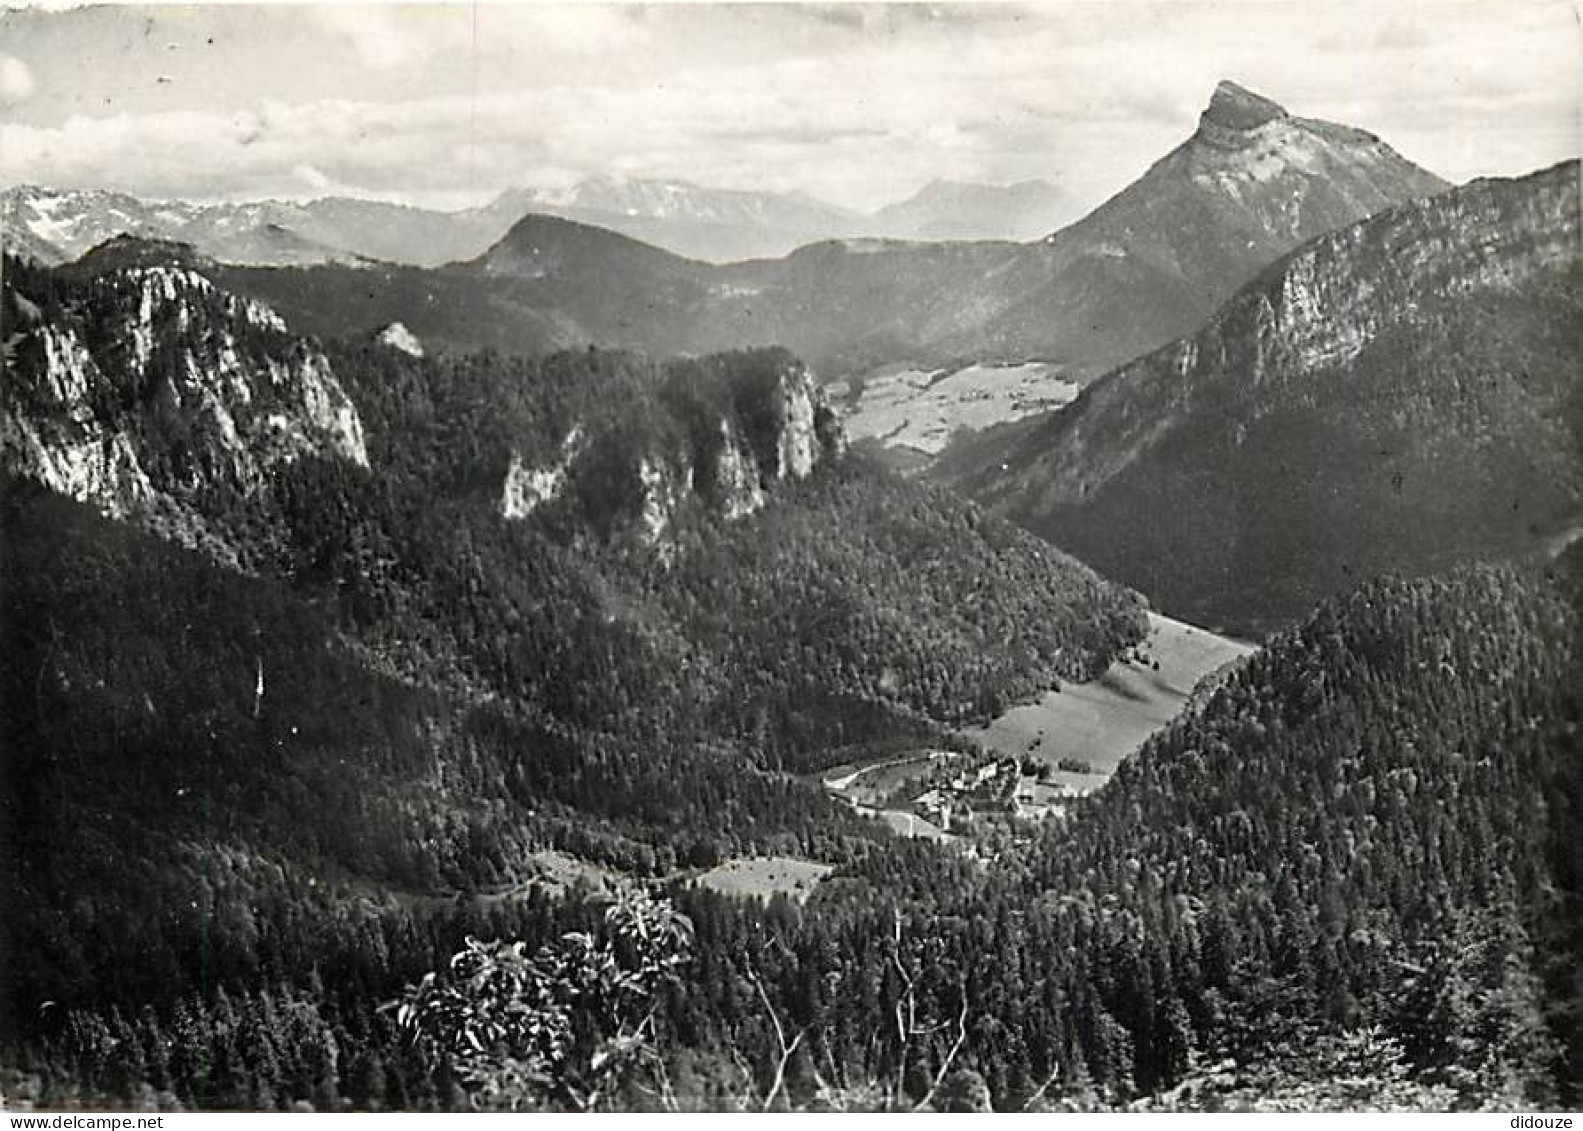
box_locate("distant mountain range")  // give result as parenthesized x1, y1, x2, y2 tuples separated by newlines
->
(2, 186, 427, 267)
(871, 178, 1079, 242)
(948, 160, 1582, 633)
(194, 82, 1445, 394)
(495, 178, 866, 262)
(4, 79, 1462, 496)
(2, 174, 1079, 269)
(8, 78, 1433, 291)
(505, 176, 1081, 259)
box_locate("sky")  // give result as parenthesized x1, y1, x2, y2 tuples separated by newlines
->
(0, 1, 1578, 215)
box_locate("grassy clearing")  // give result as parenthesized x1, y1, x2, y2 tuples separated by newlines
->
(693, 856, 835, 903)
(966, 613, 1253, 792)
(838, 361, 1080, 456)
(863, 808, 953, 842)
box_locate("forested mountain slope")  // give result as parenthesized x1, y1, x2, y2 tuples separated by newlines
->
(2, 480, 850, 1008)
(954, 160, 1582, 633)
(0, 248, 1146, 1084)
(1, 241, 1576, 1113)
(675, 554, 1583, 1111)
(8, 540, 1578, 1110)
(2, 242, 367, 565)
(2, 246, 1143, 738)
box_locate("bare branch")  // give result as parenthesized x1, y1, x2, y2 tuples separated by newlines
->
(889, 909, 915, 1108)
(911, 989, 970, 1113)
(746, 964, 789, 1056)
(745, 960, 809, 1111)
(630, 1009, 677, 1112)
(1021, 1060, 1063, 1111)
(731, 1046, 763, 1111)
(763, 1027, 806, 1111)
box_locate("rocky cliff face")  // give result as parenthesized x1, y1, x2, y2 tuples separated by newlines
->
(498, 355, 844, 550)
(963, 161, 1582, 631)
(980, 161, 1579, 503)
(1182, 80, 1448, 246)
(2, 248, 367, 558)
(4, 239, 845, 573)
(375, 321, 425, 358)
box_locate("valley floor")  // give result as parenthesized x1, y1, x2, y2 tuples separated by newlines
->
(965, 613, 1253, 793)
(811, 614, 1252, 850)
(831, 360, 1081, 460)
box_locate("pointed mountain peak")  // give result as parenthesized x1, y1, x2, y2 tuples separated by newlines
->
(1199, 80, 1288, 132)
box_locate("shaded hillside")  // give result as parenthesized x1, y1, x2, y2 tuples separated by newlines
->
(1, 250, 1150, 1039)
(0, 479, 869, 1006)
(208, 220, 724, 360)
(1056, 556, 1583, 1105)
(958, 161, 1582, 633)
(314, 340, 1146, 751)
(11, 543, 1579, 1111)
(683, 557, 1583, 1110)
(214, 224, 1023, 373)
(2, 248, 1146, 762)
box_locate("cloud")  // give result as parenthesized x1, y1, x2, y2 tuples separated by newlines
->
(308, 5, 652, 76)
(0, 2, 1574, 213)
(699, 121, 891, 145)
(312, 7, 437, 72)
(0, 53, 36, 106)
(292, 163, 333, 192)
(1374, 17, 1434, 50)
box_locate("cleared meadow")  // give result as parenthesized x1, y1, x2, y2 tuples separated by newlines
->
(966, 613, 1253, 792)
(835, 361, 1081, 456)
(693, 856, 835, 903)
